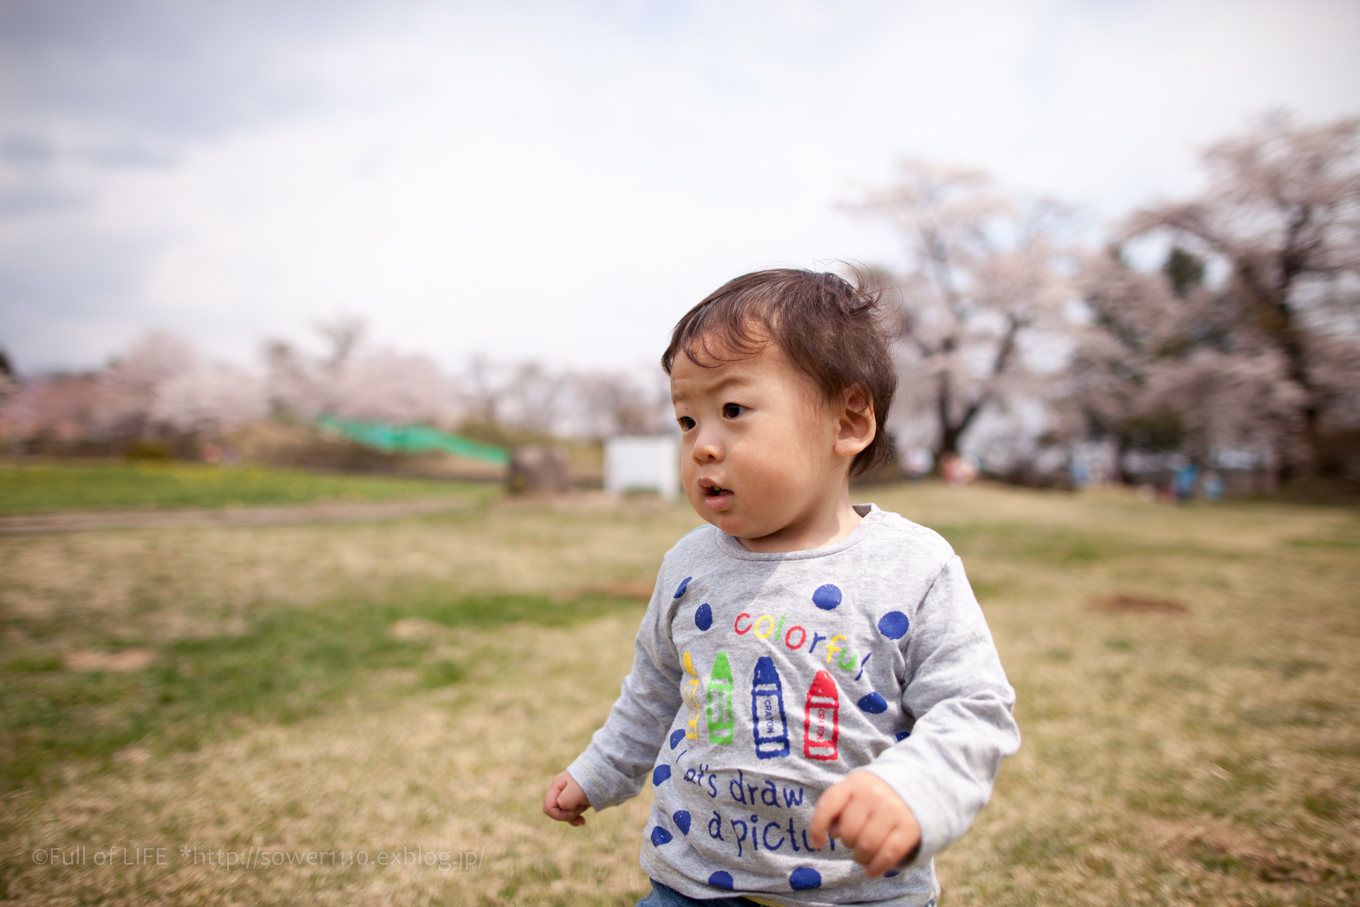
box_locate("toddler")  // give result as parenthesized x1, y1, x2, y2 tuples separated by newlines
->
(544, 269, 1019, 906)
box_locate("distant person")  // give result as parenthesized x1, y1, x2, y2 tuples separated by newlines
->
(543, 270, 1019, 906)
(1174, 462, 1199, 502)
(940, 452, 978, 485)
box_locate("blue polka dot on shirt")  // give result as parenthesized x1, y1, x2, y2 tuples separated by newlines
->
(812, 584, 842, 610)
(878, 611, 910, 639)
(857, 692, 888, 714)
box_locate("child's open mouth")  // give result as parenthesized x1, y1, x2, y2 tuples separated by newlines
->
(702, 483, 733, 511)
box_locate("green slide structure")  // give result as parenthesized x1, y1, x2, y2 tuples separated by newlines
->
(318, 415, 510, 466)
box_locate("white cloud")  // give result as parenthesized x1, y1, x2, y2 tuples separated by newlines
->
(1, 0, 1357, 375)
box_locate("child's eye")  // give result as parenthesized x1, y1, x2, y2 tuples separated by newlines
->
(677, 416, 695, 431)
(723, 403, 745, 419)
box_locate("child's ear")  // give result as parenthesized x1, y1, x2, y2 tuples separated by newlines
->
(833, 386, 876, 459)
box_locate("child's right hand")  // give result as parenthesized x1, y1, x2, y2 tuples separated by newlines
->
(808, 771, 921, 876)
(542, 771, 591, 826)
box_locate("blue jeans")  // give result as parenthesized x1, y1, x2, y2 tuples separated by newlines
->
(636, 879, 760, 907)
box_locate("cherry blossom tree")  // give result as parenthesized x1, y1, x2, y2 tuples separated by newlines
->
(495, 361, 565, 435)
(559, 369, 668, 439)
(328, 349, 459, 426)
(264, 318, 460, 427)
(1073, 244, 1309, 477)
(0, 373, 103, 442)
(96, 332, 199, 437)
(452, 358, 669, 440)
(848, 161, 1074, 461)
(263, 338, 325, 419)
(151, 364, 269, 435)
(1124, 114, 1360, 476)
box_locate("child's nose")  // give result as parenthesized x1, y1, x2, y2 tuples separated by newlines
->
(691, 427, 723, 462)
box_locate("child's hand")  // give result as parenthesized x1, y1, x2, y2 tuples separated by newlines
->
(542, 771, 591, 827)
(808, 772, 921, 877)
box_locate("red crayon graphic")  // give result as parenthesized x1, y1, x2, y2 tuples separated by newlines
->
(803, 670, 839, 760)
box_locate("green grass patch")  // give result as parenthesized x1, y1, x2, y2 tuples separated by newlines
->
(0, 462, 493, 515)
(0, 590, 642, 793)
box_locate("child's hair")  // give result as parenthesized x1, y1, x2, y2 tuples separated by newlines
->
(661, 268, 897, 477)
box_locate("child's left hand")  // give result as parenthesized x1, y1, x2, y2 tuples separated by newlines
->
(808, 772, 921, 877)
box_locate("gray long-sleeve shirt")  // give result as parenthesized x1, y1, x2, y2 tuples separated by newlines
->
(567, 504, 1019, 906)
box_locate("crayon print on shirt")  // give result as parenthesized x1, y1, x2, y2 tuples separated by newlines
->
(682, 651, 704, 739)
(707, 651, 735, 744)
(803, 670, 840, 761)
(751, 656, 790, 759)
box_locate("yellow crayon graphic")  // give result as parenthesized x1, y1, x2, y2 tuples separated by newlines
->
(682, 651, 704, 739)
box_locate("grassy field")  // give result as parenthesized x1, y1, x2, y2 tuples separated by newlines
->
(0, 461, 491, 516)
(0, 482, 1356, 905)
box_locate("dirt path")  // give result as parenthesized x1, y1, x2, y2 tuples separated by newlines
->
(0, 496, 476, 534)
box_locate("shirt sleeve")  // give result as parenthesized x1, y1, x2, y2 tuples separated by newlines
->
(860, 554, 1020, 867)
(566, 568, 684, 810)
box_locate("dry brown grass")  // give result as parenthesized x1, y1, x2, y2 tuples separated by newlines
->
(3, 616, 656, 905)
(0, 492, 695, 645)
(1, 483, 1357, 905)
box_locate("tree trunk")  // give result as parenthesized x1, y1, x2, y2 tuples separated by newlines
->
(936, 422, 963, 463)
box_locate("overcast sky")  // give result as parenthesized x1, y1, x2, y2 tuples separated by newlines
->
(2, 0, 1358, 376)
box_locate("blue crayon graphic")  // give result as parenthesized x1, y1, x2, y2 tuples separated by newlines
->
(750, 656, 790, 759)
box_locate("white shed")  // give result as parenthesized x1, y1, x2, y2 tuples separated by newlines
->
(605, 435, 680, 499)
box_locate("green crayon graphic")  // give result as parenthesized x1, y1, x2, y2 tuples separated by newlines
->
(707, 651, 735, 743)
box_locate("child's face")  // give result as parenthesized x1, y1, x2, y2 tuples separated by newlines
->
(670, 338, 856, 552)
